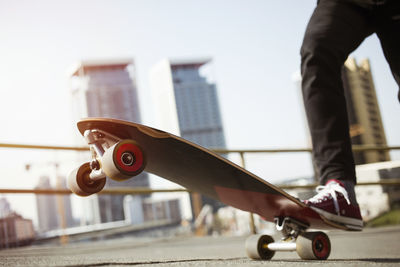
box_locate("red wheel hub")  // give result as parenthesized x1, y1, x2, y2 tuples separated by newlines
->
(115, 143, 144, 173)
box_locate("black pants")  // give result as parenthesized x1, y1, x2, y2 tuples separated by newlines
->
(301, 0, 400, 185)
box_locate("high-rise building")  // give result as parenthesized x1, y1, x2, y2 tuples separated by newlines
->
(150, 58, 226, 214)
(150, 59, 226, 148)
(35, 176, 75, 232)
(35, 177, 60, 232)
(57, 176, 76, 228)
(342, 57, 390, 164)
(70, 59, 141, 122)
(70, 59, 150, 223)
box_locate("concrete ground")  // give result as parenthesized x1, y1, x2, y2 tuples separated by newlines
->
(1, 225, 399, 266)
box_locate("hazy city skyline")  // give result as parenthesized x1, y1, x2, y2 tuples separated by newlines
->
(0, 0, 399, 225)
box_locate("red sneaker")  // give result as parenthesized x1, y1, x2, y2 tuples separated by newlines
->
(304, 180, 363, 230)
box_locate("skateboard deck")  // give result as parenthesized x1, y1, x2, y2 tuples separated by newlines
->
(74, 118, 352, 231)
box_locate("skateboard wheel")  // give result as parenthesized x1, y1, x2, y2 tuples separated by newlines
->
(102, 139, 146, 181)
(296, 231, 331, 260)
(68, 162, 106, 197)
(245, 234, 275, 260)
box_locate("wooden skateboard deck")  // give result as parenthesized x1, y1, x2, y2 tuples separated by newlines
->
(77, 118, 351, 231)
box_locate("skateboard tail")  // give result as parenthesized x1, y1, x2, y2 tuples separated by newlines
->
(214, 186, 360, 231)
(214, 186, 324, 226)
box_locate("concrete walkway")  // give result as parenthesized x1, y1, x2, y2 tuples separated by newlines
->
(0, 225, 399, 266)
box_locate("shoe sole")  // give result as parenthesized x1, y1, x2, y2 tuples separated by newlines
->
(310, 206, 364, 231)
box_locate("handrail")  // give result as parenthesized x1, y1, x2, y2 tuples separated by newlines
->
(212, 145, 400, 154)
(1, 179, 399, 195)
(279, 179, 400, 190)
(1, 142, 399, 240)
(0, 188, 189, 195)
(0, 143, 89, 151)
(0, 142, 399, 195)
(1, 143, 400, 153)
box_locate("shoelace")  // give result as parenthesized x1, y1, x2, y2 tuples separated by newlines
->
(308, 182, 351, 215)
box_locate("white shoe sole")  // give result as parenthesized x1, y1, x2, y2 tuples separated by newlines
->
(310, 206, 364, 231)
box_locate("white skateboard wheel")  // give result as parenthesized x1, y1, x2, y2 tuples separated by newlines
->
(68, 162, 106, 197)
(296, 231, 331, 260)
(102, 139, 146, 181)
(245, 234, 275, 260)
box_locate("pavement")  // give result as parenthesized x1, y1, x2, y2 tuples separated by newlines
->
(1, 225, 400, 266)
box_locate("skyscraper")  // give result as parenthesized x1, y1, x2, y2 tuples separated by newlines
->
(150, 58, 226, 149)
(35, 176, 75, 232)
(58, 176, 76, 229)
(70, 59, 141, 122)
(150, 58, 226, 213)
(342, 57, 390, 164)
(70, 59, 150, 223)
(35, 177, 60, 232)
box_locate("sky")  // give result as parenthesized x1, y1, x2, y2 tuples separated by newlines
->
(0, 0, 399, 225)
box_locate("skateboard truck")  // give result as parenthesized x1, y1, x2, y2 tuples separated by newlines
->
(85, 130, 106, 156)
(83, 129, 120, 181)
(67, 128, 147, 197)
(275, 217, 309, 239)
(245, 216, 331, 260)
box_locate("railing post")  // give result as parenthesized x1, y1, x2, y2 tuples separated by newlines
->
(239, 152, 257, 234)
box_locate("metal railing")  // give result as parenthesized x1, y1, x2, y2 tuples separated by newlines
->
(0, 188, 189, 195)
(0, 143, 89, 151)
(1, 142, 399, 194)
(2, 143, 399, 152)
(1, 179, 400, 195)
(1, 142, 399, 238)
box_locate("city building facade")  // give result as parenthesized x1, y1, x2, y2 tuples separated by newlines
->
(150, 58, 226, 214)
(35, 176, 75, 232)
(35, 176, 60, 232)
(342, 57, 390, 164)
(150, 58, 226, 149)
(0, 213, 34, 249)
(70, 59, 150, 224)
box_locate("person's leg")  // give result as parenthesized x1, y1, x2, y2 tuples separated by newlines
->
(301, 0, 374, 186)
(300, 0, 377, 229)
(375, 0, 400, 101)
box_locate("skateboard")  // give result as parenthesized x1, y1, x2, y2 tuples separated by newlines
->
(68, 118, 362, 260)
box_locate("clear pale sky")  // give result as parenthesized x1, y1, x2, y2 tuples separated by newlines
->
(0, 0, 399, 224)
